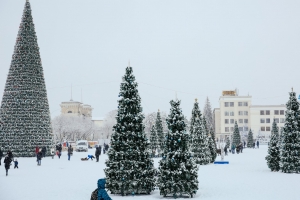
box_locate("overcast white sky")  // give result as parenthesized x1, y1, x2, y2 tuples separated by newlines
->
(0, 0, 300, 119)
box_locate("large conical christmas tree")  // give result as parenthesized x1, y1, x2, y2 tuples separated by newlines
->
(232, 121, 241, 148)
(280, 91, 300, 173)
(149, 125, 158, 156)
(265, 119, 280, 171)
(104, 65, 155, 195)
(0, 1, 53, 157)
(247, 129, 254, 148)
(155, 110, 164, 156)
(157, 100, 198, 198)
(190, 100, 210, 165)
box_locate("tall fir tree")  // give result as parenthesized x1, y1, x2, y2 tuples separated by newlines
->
(190, 99, 210, 165)
(203, 97, 214, 131)
(247, 129, 254, 148)
(155, 110, 164, 155)
(265, 119, 280, 171)
(0, 1, 53, 157)
(104, 66, 155, 195)
(158, 100, 198, 198)
(232, 121, 241, 148)
(208, 127, 217, 163)
(280, 91, 300, 173)
(149, 125, 158, 156)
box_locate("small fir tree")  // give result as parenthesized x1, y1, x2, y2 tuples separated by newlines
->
(265, 119, 280, 171)
(280, 91, 300, 173)
(232, 121, 241, 148)
(225, 137, 230, 149)
(208, 127, 217, 163)
(203, 97, 214, 131)
(247, 129, 254, 148)
(149, 125, 158, 156)
(157, 100, 198, 198)
(104, 66, 155, 195)
(203, 117, 213, 162)
(155, 110, 164, 156)
(190, 99, 210, 165)
(0, 1, 53, 157)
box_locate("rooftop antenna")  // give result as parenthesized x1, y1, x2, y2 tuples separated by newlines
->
(70, 84, 73, 101)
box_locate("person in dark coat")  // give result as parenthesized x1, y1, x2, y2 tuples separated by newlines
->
(253, 142, 255, 149)
(99, 146, 102, 156)
(95, 147, 100, 162)
(14, 159, 18, 169)
(256, 140, 259, 149)
(42, 146, 46, 158)
(224, 146, 228, 156)
(56, 143, 62, 159)
(4, 154, 12, 176)
(0, 148, 3, 166)
(243, 141, 246, 148)
(37, 150, 43, 166)
(240, 143, 243, 153)
(7, 150, 13, 160)
(67, 145, 73, 161)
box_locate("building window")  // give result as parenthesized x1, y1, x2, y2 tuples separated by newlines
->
(225, 119, 229, 124)
(239, 119, 243, 123)
(225, 127, 229, 132)
(244, 127, 249, 131)
(280, 118, 285, 123)
(275, 118, 279, 123)
(266, 127, 271, 131)
(244, 119, 248, 123)
(280, 110, 284, 115)
(68, 111, 72, 113)
(230, 111, 234, 116)
(230, 102, 234, 107)
(238, 111, 243, 115)
(244, 111, 248, 116)
(230, 127, 234, 132)
(260, 118, 265, 123)
(225, 111, 229, 116)
(274, 110, 279, 115)
(239, 127, 243, 131)
(238, 102, 243, 106)
(244, 102, 248, 106)
(266, 110, 270, 115)
(225, 102, 229, 107)
(230, 119, 234, 124)
(260, 110, 265, 115)
(266, 118, 270, 123)
(261, 127, 265, 131)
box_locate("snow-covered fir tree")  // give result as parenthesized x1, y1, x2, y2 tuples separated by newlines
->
(225, 137, 230, 149)
(208, 127, 217, 163)
(203, 97, 214, 131)
(155, 110, 164, 155)
(280, 91, 300, 173)
(104, 65, 155, 195)
(189, 99, 210, 165)
(247, 129, 254, 148)
(232, 121, 241, 147)
(157, 100, 198, 198)
(149, 125, 158, 156)
(203, 117, 213, 162)
(265, 119, 280, 171)
(0, 1, 53, 157)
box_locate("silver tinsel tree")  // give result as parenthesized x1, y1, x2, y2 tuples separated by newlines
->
(0, 1, 53, 157)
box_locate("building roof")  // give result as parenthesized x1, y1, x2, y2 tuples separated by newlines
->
(92, 117, 104, 121)
(250, 105, 286, 108)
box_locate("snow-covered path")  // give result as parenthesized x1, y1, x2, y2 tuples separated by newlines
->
(0, 146, 298, 200)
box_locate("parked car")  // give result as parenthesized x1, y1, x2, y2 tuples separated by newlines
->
(75, 140, 88, 152)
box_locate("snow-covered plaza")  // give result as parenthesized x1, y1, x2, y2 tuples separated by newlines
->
(0, 145, 298, 200)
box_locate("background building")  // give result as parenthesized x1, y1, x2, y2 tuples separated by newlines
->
(60, 100, 93, 118)
(214, 90, 286, 143)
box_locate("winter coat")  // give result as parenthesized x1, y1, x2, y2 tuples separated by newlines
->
(42, 146, 46, 153)
(0, 149, 3, 157)
(95, 147, 100, 156)
(50, 148, 55, 155)
(224, 146, 227, 152)
(67, 146, 73, 154)
(56, 144, 62, 152)
(37, 152, 43, 160)
(7, 151, 13, 160)
(35, 147, 39, 154)
(4, 156, 12, 169)
(257, 141, 259, 146)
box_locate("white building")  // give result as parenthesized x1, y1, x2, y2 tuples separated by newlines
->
(60, 100, 93, 118)
(214, 90, 286, 143)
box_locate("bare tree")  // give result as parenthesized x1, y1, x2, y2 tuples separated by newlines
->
(203, 97, 214, 131)
(98, 110, 117, 140)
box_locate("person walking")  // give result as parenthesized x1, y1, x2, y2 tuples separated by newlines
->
(50, 147, 55, 159)
(35, 146, 39, 158)
(95, 147, 100, 162)
(42, 146, 46, 158)
(231, 144, 235, 154)
(256, 140, 259, 149)
(240, 143, 243, 153)
(56, 143, 62, 159)
(224, 146, 228, 156)
(67, 145, 73, 161)
(4, 153, 12, 176)
(253, 142, 255, 149)
(14, 159, 18, 169)
(0, 147, 3, 166)
(243, 141, 246, 148)
(37, 150, 43, 166)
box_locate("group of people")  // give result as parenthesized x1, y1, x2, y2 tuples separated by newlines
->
(224, 140, 260, 155)
(0, 148, 18, 176)
(102, 143, 109, 154)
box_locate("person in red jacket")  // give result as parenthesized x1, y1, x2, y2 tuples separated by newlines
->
(35, 146, 39, 161)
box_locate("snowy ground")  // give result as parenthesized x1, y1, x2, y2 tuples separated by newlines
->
(0, 146, 299, 200)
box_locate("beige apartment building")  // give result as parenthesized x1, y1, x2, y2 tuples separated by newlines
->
(214, 90, 286, 143)
(60, 100, 93, 118)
